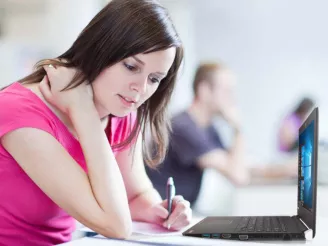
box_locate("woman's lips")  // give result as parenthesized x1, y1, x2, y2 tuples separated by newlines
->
(118, 95, 136, 108)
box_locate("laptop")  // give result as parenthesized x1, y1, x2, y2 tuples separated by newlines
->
(183, 107, 319, 241)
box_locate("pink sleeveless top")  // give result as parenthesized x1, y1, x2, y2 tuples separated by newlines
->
(0, 82, 136, 246)
(278, 113, 302, 152)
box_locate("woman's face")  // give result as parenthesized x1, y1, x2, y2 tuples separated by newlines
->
(92, 47, 176, 118)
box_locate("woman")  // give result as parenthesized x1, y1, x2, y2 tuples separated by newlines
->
(0, 0, 192, 245)
(278, 97, 314, 153)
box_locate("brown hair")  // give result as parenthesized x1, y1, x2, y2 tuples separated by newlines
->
(192, 62, 224, 97)
(16, 0, 184, 168)
(293, 97, 315, 117)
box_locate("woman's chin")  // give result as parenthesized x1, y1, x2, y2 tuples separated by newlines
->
(110, 109, 132, 118)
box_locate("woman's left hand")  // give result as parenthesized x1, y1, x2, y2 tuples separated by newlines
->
(145, 195, 192, 231)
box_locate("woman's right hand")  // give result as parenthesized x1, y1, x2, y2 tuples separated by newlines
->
(40, 65, 94, 115)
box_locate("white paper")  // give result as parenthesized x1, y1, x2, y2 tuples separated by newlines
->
(80, 221, 183, 237)
(131, 221, 183, 236)
(59, 237, 154, 245)
(138, 236, 216, 246)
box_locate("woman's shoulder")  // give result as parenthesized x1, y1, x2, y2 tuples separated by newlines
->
(1, 82, 42, 106)
(0, 82, 58, 137)
(1, 83, 50, 116)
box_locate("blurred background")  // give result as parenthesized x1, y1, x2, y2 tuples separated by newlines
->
(1, 0, 327, 224)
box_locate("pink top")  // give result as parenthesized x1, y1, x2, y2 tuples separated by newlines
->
(0, 82, 136, 246)
(278, 113, 302, 152)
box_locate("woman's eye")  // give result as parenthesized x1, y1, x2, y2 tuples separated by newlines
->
(124, 63, 137, 72)
(150, 77, 160, 84)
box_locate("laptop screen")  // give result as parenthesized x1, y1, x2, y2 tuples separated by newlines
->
(298, 119, 315, 212)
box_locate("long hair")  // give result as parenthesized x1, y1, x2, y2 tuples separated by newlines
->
(16, 0, 184, 168)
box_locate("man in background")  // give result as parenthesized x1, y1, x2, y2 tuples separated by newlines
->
(146, 63, 250, 207)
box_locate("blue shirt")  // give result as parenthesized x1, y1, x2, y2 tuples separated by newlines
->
(146, 111, 225, 205)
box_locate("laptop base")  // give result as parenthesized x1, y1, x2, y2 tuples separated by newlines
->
(183, 216, 308, 241)
(184, 232, 306, 241)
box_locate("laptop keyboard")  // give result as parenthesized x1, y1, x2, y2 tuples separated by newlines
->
(235, 217, 288, 233)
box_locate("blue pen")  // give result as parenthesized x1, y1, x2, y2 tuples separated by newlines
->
(166, 177, 175, 229)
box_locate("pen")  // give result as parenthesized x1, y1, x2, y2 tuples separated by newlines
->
(166, 177, 175, 229)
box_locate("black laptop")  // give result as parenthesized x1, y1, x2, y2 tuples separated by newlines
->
(183, 107, 319, 241)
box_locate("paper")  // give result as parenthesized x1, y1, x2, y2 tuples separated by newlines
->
(80, 221, 182, 237)
(132, 221, 183, 236)
(138, 236, 216, 246)
(59, 237, 170, 245)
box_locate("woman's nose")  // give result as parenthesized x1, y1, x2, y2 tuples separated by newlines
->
(130, 77, 147, 94)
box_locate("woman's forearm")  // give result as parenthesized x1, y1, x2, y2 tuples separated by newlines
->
(69, 105, 132, 234)
(129, 187, 162, 223)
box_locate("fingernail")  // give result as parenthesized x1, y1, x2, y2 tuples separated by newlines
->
(167, 224, 171, 230)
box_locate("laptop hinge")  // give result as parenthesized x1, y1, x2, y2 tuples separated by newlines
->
(298, 218, 310, 230)
(295, 216, 313, 240)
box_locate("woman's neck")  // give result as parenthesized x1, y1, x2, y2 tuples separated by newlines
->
(22, 83, 108, 137)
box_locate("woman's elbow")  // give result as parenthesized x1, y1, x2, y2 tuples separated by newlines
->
(114, 221, 133, 239)
(102, 218, 133, 239)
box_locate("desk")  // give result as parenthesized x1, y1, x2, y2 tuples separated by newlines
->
(193, 168, 328, 218)
(60, 217, 328, 246)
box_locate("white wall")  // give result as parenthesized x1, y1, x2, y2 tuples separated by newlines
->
(0, 0, 101, 87)
(189, 0, 328, 161)
(0, 3, 46, 85)
(1, 0, 326, 162)
(159, 0, 197, 115)
(45, 0, 100, 55)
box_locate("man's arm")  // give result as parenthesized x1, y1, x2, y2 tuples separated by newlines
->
(197, 129, 250, 185)
(250, 155, 298, 179)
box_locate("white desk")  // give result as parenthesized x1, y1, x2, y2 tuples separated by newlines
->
(60, 217, 328, 246)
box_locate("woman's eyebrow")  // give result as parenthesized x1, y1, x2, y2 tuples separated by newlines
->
(132, 56, 145, 65)
(132, 56, 167, 76)
(155, 72, 167, 77)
